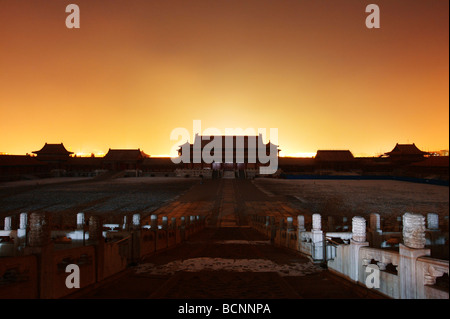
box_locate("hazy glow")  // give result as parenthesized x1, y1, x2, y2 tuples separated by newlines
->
(0, 0, 448, 157)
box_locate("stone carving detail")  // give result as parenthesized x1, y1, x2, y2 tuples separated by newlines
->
(352, 216, 366, 242)
(423, 264, 449, 286)
(403, 213, 426, 249)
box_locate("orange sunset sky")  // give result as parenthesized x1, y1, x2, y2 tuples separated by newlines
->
(0, 0, 448, 157)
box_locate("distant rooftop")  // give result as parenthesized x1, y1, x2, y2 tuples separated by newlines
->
(385, 143, 429, 156)
(315, 150, 355, 162)
(32, 143, 73, 156)
(103, 149, 149, 162)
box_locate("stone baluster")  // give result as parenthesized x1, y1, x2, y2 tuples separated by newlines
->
(162, 216, 168, 230)
(402, 213, 426, 249)
(348, 216, 369, 282)
(122, 215, 127, 230)
(16, 212, 28, 243)
(77, 212, 85, 230)
(4, 216, 12, 231)
(312, 214, 321, 231)
(132, 213, 141, 230)
(151, 214, 158, 230)
(399, 212, 430, 299)
(297, 215, 305, 232)
(20, 212, 28, 230)
(352, 216, 367, 243)
(311, 214, 323, 261)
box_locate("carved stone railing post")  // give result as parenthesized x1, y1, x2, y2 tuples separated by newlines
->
(4, 216, 12, 231)
(399, 213, 430, 299)
(132, 213, 141, 230)
(88, 215, 105, 282)
(311, 214, 323, 261)
(29, 212, 51, 247)
(77, 212, 85, 230)
(18, 212, 28, 243)
(352, 216, 366, 243)
(122, 215, 128, 230)
(297, 215, 305, 232)
(297, 215, 306, 252)
(131, 213, 141, 262)
(26, 212, 53, 298)
(349, 216, 369, 282)
(88, 215, 102, 242)
(403, 213, 426, 249)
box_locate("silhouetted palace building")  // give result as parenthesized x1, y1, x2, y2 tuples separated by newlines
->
(385, 143, 429, 164)
(177, 134, 280, 174)
(0, 142, 448, 182)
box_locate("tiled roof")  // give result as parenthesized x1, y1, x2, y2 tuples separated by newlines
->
(315, 150, 355, 162)
(103, 149, 149, 161)
(32, 143, 73, 156)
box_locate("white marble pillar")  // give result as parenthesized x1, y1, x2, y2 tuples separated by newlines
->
(132, 214, 141, 229)
(349, 216, 369, 282)
(162, 216, 168, 230)
(4, 216, 12, 231)
(311, 214, 323, 260)
(312, 214, 321, 231)
(18, 212, 28, 241)
(122, 215, 127, 230)
(19, 213, 28, 230)
(297, 215, 305, 232)
(151, 214, 158, 230)
(77, 212, 85, 230)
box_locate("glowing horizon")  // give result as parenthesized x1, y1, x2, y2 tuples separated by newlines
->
(0, 1, 448, 158)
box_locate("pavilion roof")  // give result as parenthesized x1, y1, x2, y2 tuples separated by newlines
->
(103, 149, 149, 162)
(314, 150, 355, 162)
(385, 143, 428, 156)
